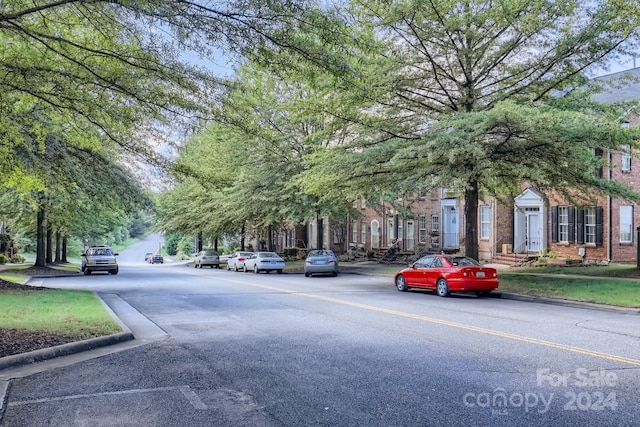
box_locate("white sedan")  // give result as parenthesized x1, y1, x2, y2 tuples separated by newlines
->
(243, 252, 285, 274)
(226, 251, 254, 271)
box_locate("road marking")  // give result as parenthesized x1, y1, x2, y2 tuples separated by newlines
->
(7, 385, 207, 409)
(230, 280, 640, 367)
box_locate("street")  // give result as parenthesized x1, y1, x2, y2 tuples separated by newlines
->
(1, 237, 639, 426)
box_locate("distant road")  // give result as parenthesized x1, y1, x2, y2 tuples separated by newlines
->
(117, 233, 165, 265)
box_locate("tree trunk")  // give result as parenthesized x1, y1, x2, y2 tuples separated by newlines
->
(268, 225, 274, 251)
(464, 179, 480, 261)
(214, 237, 218, 252)
(197, 231, 203, 252)
(62, 235, 68, 263)
(240, 223, 246, 251)
(54, 230, 61, 263)
(35, 206, 46, 267)
(45, 222, 53, 264)
(316, 214, 324, 249)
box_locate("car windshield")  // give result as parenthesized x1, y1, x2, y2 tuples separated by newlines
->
(309, 250, 333, 257)
(89, 248, 113, 256)
(448, 256, 480, 267)
(260, 252, 279, 258)
(202, 251, 218, 256)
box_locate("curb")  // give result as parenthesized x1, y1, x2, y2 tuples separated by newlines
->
(0, 331, 134, 371)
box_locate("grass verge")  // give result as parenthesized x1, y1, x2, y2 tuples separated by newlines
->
(0, 288, 122, 336)
(498, 273, 640, 308)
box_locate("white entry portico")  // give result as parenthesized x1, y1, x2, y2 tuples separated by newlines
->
(514, 188, 546, 254)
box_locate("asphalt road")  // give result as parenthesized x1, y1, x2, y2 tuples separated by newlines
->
(1, 235, 639, 426)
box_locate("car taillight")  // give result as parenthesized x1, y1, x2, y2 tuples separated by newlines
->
(238, 257, 245, 261)
(306, 260, 313, 264)
(328, 259, 335, 263)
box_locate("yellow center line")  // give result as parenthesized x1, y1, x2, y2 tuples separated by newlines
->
(233, 279, 640, 367)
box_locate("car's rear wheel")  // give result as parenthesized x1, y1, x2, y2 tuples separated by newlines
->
(395, 275, 408, 292)
(234, 265, 239, 272)
(243, 265, 248, 273)
(194, 262, 197, 268)
(332, 271, 338, 277)
(436, 278, 450, 297)
(254, 265, 259, 274)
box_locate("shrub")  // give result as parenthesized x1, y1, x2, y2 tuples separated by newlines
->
(0, 254, 7, 264)
(10, 255, 25, 263)
(283, 247, 299, 258)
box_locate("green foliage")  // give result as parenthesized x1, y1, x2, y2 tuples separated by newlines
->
(0, 254, 7, 264)
(283, 247, 299, 258)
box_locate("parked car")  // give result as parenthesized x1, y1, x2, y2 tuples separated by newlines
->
(394, 255, 498, 297)
(194, 250, 220, 268)
(243, 252, 285, 274)
(149, 254, 164, 264)
(81, 246, 119, 275)
(219, 254, 232, 264)
(144, 252, 153, 262)
(304, 250, 339, 277)
(226, 251, 254, 271)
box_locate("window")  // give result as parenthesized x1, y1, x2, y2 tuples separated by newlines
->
(418, 215, 427, 244)
(388, 217, 395, 242)
(352, 220, 357, 243)
(620, 206, 633, 243)
(361, 220, 366, 243)
(558, 206, 570, 242)
(480, 206, 491, 239)
(584, 207, 596, 244)
(622, 145, 632, 172)
(595, 148, 604, 178)
(431, 215, 440, 233)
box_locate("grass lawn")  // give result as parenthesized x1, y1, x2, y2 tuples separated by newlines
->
(498, 273, 640, 307)
(0, 288, 122, 336)
(512, 262, 640, 278)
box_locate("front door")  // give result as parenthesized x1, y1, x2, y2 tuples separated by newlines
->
(443, 207, 459, 249)
(526, 210, 541, 252)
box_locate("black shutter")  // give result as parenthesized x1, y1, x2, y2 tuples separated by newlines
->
(568, 207, 576, 243)
(596, 206, 603, 246)
(576, 208, 585, 244)
(551, 206, 558, 243)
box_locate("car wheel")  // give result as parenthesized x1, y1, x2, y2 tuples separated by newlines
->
(194, 262, 197, 268)
(234, 265, 239, 272)
(277, 270, 283, 274)
(305, 272, 310, 277)
(254, 265, 259, 274)
(84, 269, 91, 276)
(110, 268, 118, 275)
(395, 275, 408, 292)
(243, 265, 248, 273)
(210, 265, 214, 268)
(226, 264, 231, 271)
(332, 271, 338, 277)
(436, 278, 450, 297)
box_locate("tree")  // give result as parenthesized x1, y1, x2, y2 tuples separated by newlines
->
(290, 0, 640, 259)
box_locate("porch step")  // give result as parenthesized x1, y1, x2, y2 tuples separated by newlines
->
(491, 253, 538, 266)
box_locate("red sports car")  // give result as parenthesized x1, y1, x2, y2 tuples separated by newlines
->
(394, 255, 499, 297)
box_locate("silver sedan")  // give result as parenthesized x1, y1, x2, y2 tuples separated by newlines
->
(304, 250, 339, 277)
